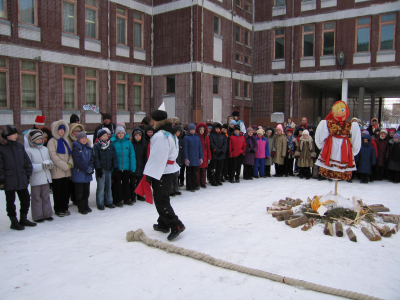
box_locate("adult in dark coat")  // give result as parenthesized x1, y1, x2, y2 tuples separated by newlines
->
(131, 127, 148, 201)
(0, 125, 35, 230)
(294, 117, 310, 137)
(388, 133, 400, 183)
(209, 123, 227, 186)
(175, 125, 186, 187)
(355, 134, 376, 183)
(374, 132, 389, 180)
(367, 118, 380, 138)
(93, 113, 116, 144)
(243, 128, 258, 180)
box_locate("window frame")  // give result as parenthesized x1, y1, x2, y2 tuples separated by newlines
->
(355, 16, 371, 53)
(244, 55, 250, 65)
(244, 29, 251, 47)
(213, 76, 219, 95)
(275, 0, 285, 7)
(236, 0, 242, 8)
(116, 72, 127, 110)
(274, 28, 285, 60)
(322, 22, 335, 56)
(214, 15, 221, 35)
(85, 68, 98, 106)
(62, 0, 77, 35)
(234, 80, 240, 97)
(18, 0, 38, 26)
(85, 0, 98, 40)
(62, 65, 77, 109)
(379, 13, 396, 52)
(134, 12, 144, 50)
(20, 60, 39, 109)
(235, 25, 241, 44)
(133, 75, 143, 111)
(116, 6, 127, 46)
(244, 2, 252, 13)
(0, 0, 7, 20)
(235, 52, 242, 63)
(165, 75, 176, 95)
(0, 57, 9, 108)
(244, 82, 250, 98)
(302, 24, 315, 58)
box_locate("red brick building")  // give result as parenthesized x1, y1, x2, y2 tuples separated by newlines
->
(0, 0, 399, 132)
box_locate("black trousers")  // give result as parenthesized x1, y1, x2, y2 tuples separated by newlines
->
(243, 164, 253, 179)
(299, 167, 311, 178)
(5, 188, 30, 218)
(265, 165, 271, 176)
(130, 174, 143, 201)
(274, 163, 284, 176)
(52, 177, 70, 213)
(284, 157, 294, 176)
(210, 159, 224, 183)
(229, 155, 243, 180)
(68, 179, 76, 203)
(152, 173, 183, 230)
(376, 166, 385, 180)
(389, 170, 400, 183)
(186, 166, 197, 190)
(223, 155, 230, 179)
(179, 165, 185, 185)
(114, 170, 131, 203)
(360, 173, 369, 183)
(75, 182, 90, 211)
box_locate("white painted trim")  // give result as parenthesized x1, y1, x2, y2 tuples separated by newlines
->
(111, 0, 152, 15)
(255, 2, 400, 31)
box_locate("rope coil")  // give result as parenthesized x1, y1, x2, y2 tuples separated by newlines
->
(126, 229, 383, 300)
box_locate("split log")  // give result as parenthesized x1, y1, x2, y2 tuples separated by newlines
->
(272, 210, 294, 218)
(323, 222, 334, 236)
(346, 227, 357, 242)
(377, 214, 400, 223)
(369, 204, 385, 208)
(276, 214, 300, 221)
(272, 201, 292, 208)
(285, 216, 301, 225)
(290, 215, 309, 228)
(390, 224, 399, 234)
(335, 222, 343, 237)
(372, 223, 392, 238)
(301, 219, 316, 231)
(267, 206, 291, 214)
(371, 225, 382, 241)
(370, 207, 390, 213)
(361, 227, 381, 241)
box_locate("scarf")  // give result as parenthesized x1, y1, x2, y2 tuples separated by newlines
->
(98, 139, 110, 150)
(56, 138, 71, 155)
(300, 136, 313, 151)
(287, 136, 294, 151)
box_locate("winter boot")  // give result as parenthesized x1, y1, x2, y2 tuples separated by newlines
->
(153, 224, 169, 233)
(167, 224, 186, 241)
(19, 215, 37, 227)
(10, 217, 24, 230)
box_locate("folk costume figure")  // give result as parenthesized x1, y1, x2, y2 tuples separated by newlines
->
(315, 101, 361, 181)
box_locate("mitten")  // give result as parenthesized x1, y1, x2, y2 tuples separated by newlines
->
(217, 151, 224, 157)
(199, 158, 204, 165)
(96, 168, 103, 178)
(250, 149, 256, 153)
(47, 161, 54, 169)
(185, 159, 190, 166)
(289, 150, 295, 155)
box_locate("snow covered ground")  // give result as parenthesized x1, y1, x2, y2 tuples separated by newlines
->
(0, 172, 399, 300)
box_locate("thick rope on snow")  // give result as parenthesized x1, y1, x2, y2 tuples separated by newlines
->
(126, 229, 382, 300)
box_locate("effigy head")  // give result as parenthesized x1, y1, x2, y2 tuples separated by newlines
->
(326, 100, 349, 122)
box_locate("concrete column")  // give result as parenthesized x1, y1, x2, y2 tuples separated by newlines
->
(358, 87, 365, 122)
(370, 94, 376, 121)
(341, 79, 348, 103)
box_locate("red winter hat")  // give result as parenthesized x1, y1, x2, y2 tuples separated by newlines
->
(34, 115, 45, 126)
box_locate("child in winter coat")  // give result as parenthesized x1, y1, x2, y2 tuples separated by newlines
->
(254, 128, 270, 178)
(171, 125, 184, 196)
(94, 128, 118, 210)
(356, 134, 376, 184)
(295, 130, 316, 180)
(284, 127, 298, 177)
(0, 125, 35, 230)
(209, 123, 228, 186)
(131, 127, 148, 201)
(229, 125, 247, 183)
(175, 125, 186, 187)
(273, 124, 287, 177)
(388, 133, 400, 183)
(72, 132, 94, 214)
(196, 123, 212, 188)
(144, 125, 154, 144)
(25, 130, 54, 222)
(243, 127, 257, 180)
(184, 123, 203, 192)
(374, 129, 389, 180)
(264, 127, 275, 177)
(111, 126, 136, 207)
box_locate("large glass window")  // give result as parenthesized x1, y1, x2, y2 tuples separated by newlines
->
(244, 82, 249, 98)
(303, 25, 315, 57)
(0, 57, 8, 108)
(356, 17, 370, 53)
(322, 22, 335, 56)
(245, 30, 250, 47)
(214, 16, 220, 35)
(116, 73, 127, 110)
(62, 1, 76, 34)
(116, 6, 127, 45)
(0, 0, 7, 19)
(85, 0, 97, 39)
(63, 66, 76, 109)
(274, 29, 284, 59)
(166, 75, 175, 94)
(85, 68, 97, 105)
(275, 0, 285, 6)
(213, 77, 219, 95)
(134, 75, 143, 111)
(21, 60, 38, 108)
(273, 82, 285, 113)
(134, 12, 143, 49)
(19, 0, 37, 25)
(380, 13, 395, 51)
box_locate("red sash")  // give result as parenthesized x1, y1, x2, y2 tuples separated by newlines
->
(321, 135, 354, 167)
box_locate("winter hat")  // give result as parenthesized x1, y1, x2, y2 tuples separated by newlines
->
(1, 125, 18, 137)
(257, 128, 264, 135)
(251, 125, 258, 131)
(234, 125, 240, 131)
(133, 129, 143, 136)
(389, 128, 396, 133)
(172, 117, 180, 124)
(115, 126, 126, 135)
(188, 123, 196, 131)
(362, 134, 371, 141)
(152, 110, 168, 121)
(175, 125, 184, 134)
(232, 111, 239, 117)
(29, 130, 43, 143)
(145, 125, 154, 133)
(116, 121, 126, 128)
(97, 128, 111, 139)
(34, 115, 45, 126)
(213, 123, 222, 130)
(362, 130, 369, 135)
(380, 128, 388, 135)
(285, 127, 293, 133)
(58, 124, 66, 131)
(70, 114, 79, 124)
(371, 118, 378, 122)
(393, 133, 400, 140)
(276, 124, 283, 132)
(247, 127, 253, 132)
(229, 120, 236, 126)
(351, 117, 358, 122)
(76, 131, 87, 142)
(222, 124, 228, 130)
(102, 113, 112, 121)
(302, 129, 310, 136)
(207, 125, 213, 130)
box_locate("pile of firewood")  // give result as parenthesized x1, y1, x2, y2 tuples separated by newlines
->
(267, 197, 399, 243)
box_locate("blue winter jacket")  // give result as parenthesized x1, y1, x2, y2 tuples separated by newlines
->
(183, 132, 203, 167)
(111, 133, 136, 172)
(93, 142, 118, 171)
(71, 141, 94, 183)
(356, 135, 376, 174)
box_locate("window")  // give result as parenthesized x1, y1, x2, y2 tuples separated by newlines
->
(275, 0, 285, 6)
(213, 76, 219, 95)
(116, 73, 127, 110)
(273, 82, 285, 113)
(20, 60, 38, 109)
(62, 1, 76, 34)
(322, 22, 335, 56)
(134, 75, 143, 111)
(244, 56, 250, 64)
(356, 17, 370, 53)
(236, 0, 241, 7)
(62, 66, 76, 109)
(235, 52, 242, 63)
(234, 80, 240, 97)
(134, 12, 143, 49)
(19, 0, 37, 25)
(235, 25, 241, 43)
(85, 0, 98, 39)
(0, 0, 7, 19)
(380, 13, 396, 51)
(274, 28, 285, 59)
(303, 24, 315, 57)
(244, 30, 250, 47)
(0, 57, 8, 108)
(116, 7, 127, 45)
(244, 82, 249, 98)
(245, 3, 252, 13)
(214, 16, 220, 35)
(166, 75, 175, 94)
(85, 68, 97, 105)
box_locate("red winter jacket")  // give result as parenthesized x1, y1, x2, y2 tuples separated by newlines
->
(370, 139, 378, 158)
(374, 136, 389, 166)
(229, 133, 247, 158)
(196, 123, 212, 168)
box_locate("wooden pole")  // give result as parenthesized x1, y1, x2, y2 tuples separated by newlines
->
(334, 181, 338, 196)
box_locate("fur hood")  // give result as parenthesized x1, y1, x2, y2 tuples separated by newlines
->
(0, 135, 8, 145)
(195, 122, 208, 139)
(265, 127, 275, 138)
(51, 120, 70, 140)
(68, 123, 85, 142)
(153, 118, 177, 135)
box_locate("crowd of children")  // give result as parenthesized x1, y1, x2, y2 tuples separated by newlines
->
(1, 112, 399, 231)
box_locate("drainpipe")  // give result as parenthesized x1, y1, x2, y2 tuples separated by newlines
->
(200, 0, 204, 123)
(290, 0, 294, 118)
(107, 0, 111, 114)
(231, 0, 234, 114)
(151, 0, 154, 115)
(251, 0, 255, 126)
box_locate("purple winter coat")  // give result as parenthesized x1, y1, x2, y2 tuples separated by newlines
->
(243, 133, 258, 165)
